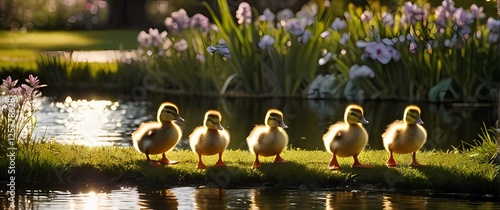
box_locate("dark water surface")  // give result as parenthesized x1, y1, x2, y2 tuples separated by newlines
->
(1, 187, 499, 209)
(34, 92, 498, 151)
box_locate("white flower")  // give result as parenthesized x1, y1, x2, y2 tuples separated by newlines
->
(349, 64, 375, 79)
(137, 30, 152, 48)
(330, 17, 346, 30)
(258, 35, 275, 49)
(173, 39, 188, 51)
(236, 2, 252, 25)
(318, 52, 333, 66)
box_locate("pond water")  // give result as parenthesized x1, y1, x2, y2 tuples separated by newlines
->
(1, 187, 499, 209)
(32, 91, 498, 151)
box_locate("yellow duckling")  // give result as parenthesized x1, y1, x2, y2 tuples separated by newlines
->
(323, 104, 372, 170)
(382, 105, 427, 167)
(189, 110, 230, 169)
(132, 102, 184, 167)
(247, 109, 289, 169)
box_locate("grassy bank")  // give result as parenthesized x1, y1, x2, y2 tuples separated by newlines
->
(1, 138, 498, 196)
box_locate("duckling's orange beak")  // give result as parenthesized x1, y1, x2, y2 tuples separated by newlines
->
(280, 121, 288, 128)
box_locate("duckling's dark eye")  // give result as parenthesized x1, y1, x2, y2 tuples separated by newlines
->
(207, 118, 218, 124)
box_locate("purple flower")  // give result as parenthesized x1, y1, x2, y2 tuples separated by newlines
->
(236, 2, 252, 25)
(299, 30, 312, 43)
(284, 19, 305, 36)
(207, 39, 231, 58)
(409, 42, 417, 54)
(487, 17, 500, 33)
(330, 17, 346, 30)
(165, 9, 190, 32)
(469, 4, 485, 19)
(258, 35, 275, 49)
(277, 8, 294, 22)
(401, 1, 428, 25)
(259, 8, 275, 24)
(382, 12, 394, 26)
(349, 64, 375, 79)
(434, 0, 456, 30)
(357, 41, 399, 64)
(339, 33, 349, 45)
(190, 13, 210, 33)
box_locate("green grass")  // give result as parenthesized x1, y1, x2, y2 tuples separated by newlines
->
(0, 30, 138, 51)
(0, 30, 137, 72)
(1, 139, 498, 196)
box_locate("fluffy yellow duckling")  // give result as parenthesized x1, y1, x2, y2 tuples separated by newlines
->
(382, 105, 427, 167)
(189, 110, 230, 169)
(247, 109, 289, 169)
(323, 104, 372, 170)
(132, 102, 184, 167)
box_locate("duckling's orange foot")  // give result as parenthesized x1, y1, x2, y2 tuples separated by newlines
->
(148, 160, 161, 167)
(214, 160, 226, 167)
(252, 161, 261, 169)
(274, 155, 288, 164)
(353, 163, 373, 169)
(160, 158, 179, 165)
(410, 162, 425, 167)
(196, 162, 206, 169)
(328, 165, 341, 170)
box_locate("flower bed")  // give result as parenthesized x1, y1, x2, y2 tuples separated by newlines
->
(135, 0, 499, 102)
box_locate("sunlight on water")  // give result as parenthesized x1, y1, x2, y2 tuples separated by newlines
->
(1, 188, 499, 210)
(35, 96, 149, 147)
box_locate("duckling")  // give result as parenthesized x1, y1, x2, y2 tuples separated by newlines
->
(189, 110, 230, 169)
(132, 102, 184, 167)
(323, 104, 372, 170)
(247, 109, 289, 169)
(382, 105, 427, 167)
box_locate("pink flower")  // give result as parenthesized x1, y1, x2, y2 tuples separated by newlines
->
(382, 12, 394, 26)
(360, 10, 372, 23)
(1, 76, 18, 92)
(236, 2, 252, 25)
(25, 74, 47, 88)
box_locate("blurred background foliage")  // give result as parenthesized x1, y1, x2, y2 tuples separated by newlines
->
(1, 0, 497, 31)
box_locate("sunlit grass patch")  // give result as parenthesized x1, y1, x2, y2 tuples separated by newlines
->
(2, 137, 498, 196)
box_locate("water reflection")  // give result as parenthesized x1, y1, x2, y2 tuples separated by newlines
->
(33, 93, 498, 150)
(1, 188, 499, 210)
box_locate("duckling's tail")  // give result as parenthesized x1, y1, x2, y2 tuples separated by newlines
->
(132, 122, 161, 153)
